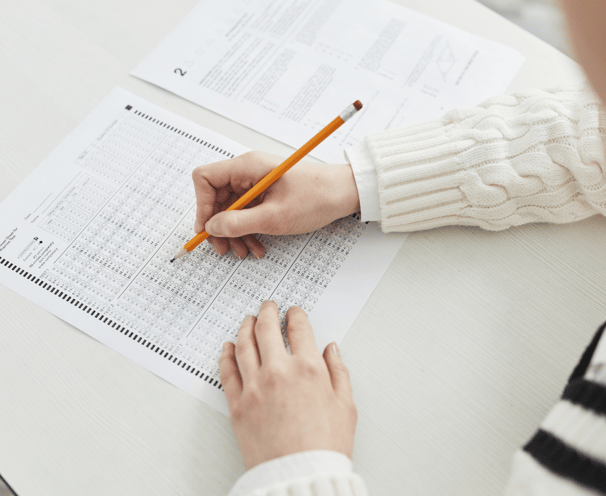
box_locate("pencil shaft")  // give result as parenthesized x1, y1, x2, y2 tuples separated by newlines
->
(184, 230, 210, 251)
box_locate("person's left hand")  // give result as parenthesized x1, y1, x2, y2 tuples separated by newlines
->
(219, 301, 357, 469)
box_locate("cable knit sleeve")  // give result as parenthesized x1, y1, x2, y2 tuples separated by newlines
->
(353, 86, 606, 232)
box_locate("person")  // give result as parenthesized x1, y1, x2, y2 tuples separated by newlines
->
(192, 1, 606, 494)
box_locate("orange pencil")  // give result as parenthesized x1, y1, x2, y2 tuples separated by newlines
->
(170, 100, 363, 262)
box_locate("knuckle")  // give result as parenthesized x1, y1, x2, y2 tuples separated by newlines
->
(241, 383, 263, 407)
(285, 321, 296, 336)
(335, 361, 351, 379)
(286, 306, 307, 328)
(218, 353, 232, 369)
(263, 362, 286, 380)
(261, 299, 278, 310)
(287, 305, 305, 319)
(252, 319, 268, 336)
(232, 214, 244, 234)
(191, 167, 202, 181)
(257, 300, 277, 321)
(235, 339, 253, 357)
(191, 165, 209, 183)
(241, 150, 263, 164)
(298, 357, 321, 378)
(221, 375, 238, 395)
(262, 363, 288, 389)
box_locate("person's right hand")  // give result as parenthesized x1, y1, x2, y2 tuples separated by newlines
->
(192, 151, 361, 259)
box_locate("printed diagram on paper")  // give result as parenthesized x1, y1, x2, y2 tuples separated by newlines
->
(0, 88, 405, 414)
(436, 43, 456, 81)
(133, 0, 525, 162)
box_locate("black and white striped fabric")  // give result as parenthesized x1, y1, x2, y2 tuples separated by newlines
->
(507, 323, 606, 495)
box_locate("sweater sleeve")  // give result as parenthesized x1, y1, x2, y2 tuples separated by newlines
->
(229, 472, 368, 496)
(347, 86, 606, 232)
(505, 323, 606, 496)
(227, 451, 368, 496)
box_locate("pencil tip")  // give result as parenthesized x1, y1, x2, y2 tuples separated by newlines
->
(171, 248, 188, 261)
(353, 100, 363, 111)
(169, 258, 175, 263)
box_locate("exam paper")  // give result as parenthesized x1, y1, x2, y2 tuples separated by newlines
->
(133, 0, 525, 162)
(0, 88, 406, 415)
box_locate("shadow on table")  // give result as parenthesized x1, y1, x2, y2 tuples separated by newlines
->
(0, 474, 16, 496)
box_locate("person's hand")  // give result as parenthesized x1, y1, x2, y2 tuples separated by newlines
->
(219, 301, 357, 469)
(192, 151, 360, 259)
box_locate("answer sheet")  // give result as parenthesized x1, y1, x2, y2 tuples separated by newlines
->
(133, 0, 525, 162)
(0, 88, 405, 414)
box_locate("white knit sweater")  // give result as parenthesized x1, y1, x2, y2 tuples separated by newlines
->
(229, 87, 606, 496)
(364, 86, 606, 232)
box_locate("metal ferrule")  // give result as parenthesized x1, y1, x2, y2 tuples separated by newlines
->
(339, 103, 359, 122)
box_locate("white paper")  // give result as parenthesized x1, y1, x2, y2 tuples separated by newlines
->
(0, 88, 406, 415)
(132, 0, 525, 163)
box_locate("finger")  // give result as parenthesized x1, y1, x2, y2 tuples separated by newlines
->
(192, 167, 221, 234)
(285, 306, 318, 356)
(227, 237, 249, 260)
(215, 187, 232, 205)
(192, 161, 247, 233)
(235, 315, 261, 384)
(242, 235, 265, 259)
(204, 202, 283, 238)
(254, 300, 287, 363)
(323, 342, 353, 400)
(216, 189, 242, 214)
(192, 152, 278, 233)
(219, 342, 242, 404)
(207, 236, 229, 256)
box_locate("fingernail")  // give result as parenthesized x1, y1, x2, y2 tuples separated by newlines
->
(243, 314, 254, 322)
(222, 342, 230, 353)
(332, 342, 340, 356)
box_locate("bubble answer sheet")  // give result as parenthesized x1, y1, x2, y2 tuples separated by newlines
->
(132, 0, 525, 163)
(0, 87, 406, 415)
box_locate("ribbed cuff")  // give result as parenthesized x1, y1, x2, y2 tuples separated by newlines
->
(363, 116, 482, 232)
(228, 450, 354, 496)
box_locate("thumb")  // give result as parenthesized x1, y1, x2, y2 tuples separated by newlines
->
(323, 342, 353, 400)
(204, 204, 279, 238)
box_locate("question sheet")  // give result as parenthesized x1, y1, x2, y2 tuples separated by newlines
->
(0, 88, 406, 415)
(133, 0, 525, 162)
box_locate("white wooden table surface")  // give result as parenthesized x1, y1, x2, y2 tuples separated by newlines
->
(1, 1, 604, 495)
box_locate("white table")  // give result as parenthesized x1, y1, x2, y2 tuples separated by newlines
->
(1, 1, 603, 495)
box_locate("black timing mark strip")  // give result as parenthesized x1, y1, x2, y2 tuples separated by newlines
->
(0, 256, 222, 390)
